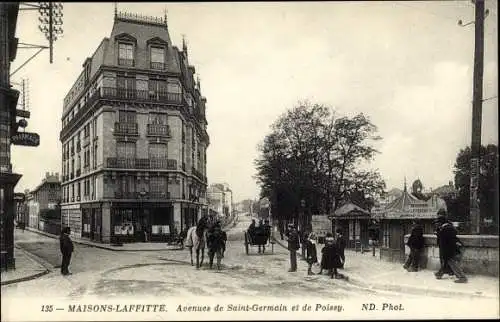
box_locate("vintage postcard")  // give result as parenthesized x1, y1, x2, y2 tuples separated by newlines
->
(1, 1, 498, 321)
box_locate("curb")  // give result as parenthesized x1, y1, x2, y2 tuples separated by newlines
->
(24, 227, 183, 252)
(272, 237, 496, 299)
(1, 247, 51, 286)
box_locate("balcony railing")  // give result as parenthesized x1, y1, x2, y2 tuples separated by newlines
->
(147, 124, 171, 137)
(114, 122, 138, 136)
(150, 62, 165, 70)
(118, 58, 134, 67)
(107, 158, 177, 170)
(101, 87, 182, 105)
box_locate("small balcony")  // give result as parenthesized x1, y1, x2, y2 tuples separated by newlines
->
(114, 122, 138, 136)
(118, 58, 134, 67)
(150, 62, 165, 70)
(147, 124, 171, 137)
(106, 157, 177, 170)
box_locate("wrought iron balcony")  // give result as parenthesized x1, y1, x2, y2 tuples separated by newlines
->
(118, 58, 134, 67)
(114, 122, 138, 136)
(147, 124, 171, 137)
(150, 62, 165, 70)
(101, 87, 182, 105)
(106, 157, 178, 170)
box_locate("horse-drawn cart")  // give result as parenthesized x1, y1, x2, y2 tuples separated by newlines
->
(244, 229, 274, 255)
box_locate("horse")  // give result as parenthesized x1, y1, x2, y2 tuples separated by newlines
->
(185, 219, 211, 268)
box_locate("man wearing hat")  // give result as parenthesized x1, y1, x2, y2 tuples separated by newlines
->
(287, 223, 300, 272)
(434, 209, 467, 283)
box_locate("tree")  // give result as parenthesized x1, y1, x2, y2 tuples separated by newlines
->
(453, 144, 499, 234)
(255, 102, 385, 230)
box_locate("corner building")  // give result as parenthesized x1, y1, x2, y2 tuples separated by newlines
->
(59, 12, 209, 243)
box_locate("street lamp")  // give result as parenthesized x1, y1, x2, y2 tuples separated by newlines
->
(38, 2, 64, 63)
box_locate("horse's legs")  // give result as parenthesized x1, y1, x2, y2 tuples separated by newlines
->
(195, 248, 200, 269)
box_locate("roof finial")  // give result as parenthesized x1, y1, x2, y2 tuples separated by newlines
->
(163, 8, 168, 27)
(182, 34, 188, 54)
(114, 2, 118, 18)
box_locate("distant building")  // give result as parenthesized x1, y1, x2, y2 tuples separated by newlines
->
(207, 183, 233, 218)
(26, 172, 61, 233)
(430, 181, 458, 199)
(58, 11, 209, 243)
(372, 180, 446, 263)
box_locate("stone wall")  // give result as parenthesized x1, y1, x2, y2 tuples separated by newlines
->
(404, 234, 499, 276)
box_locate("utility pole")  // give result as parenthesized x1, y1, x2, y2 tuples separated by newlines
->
(469, 0, 485, 235)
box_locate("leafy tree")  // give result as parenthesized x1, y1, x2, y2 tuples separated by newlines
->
(255, 102, 385, 230)
(452, 144, 499, 234)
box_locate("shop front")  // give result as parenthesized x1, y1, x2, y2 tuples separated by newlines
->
(81, 203, 102, 242)
(110, 202, 175, 243)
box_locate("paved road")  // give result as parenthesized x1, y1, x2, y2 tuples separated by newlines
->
(3, 214, 497, 304)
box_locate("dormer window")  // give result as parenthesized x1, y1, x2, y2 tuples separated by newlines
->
(150, 47, 165, 70)
(118, 43, 134, 66)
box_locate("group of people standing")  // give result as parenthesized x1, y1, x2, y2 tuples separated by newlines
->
(404, 209, 467, 283)
(285, 224, 347, 279)
(247, 218, 272, 253)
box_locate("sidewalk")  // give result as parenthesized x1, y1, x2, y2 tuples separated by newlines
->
(0, 247, 50, 286)
(272, 237, 499, 299)
(23, 227, 182, 252)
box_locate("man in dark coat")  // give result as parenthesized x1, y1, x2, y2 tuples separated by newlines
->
(335, 229, 346, 269)
(248, 219, 256, 243)
(59, 227, 74, 275)
(207, 221, 226, 270)
(434, 212, 467, 283)
(404, 220, 425, 272)
(287, 224, 300, 272)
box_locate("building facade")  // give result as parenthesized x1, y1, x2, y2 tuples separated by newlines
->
(59, 12, 209, 243)
(207, 183, 233, 218)
(26, 172, 61, 233)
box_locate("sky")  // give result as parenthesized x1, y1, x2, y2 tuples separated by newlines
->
(10, 1, 498, 202)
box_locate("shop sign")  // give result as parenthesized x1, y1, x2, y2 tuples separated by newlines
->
(11, 132, 40, 147)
